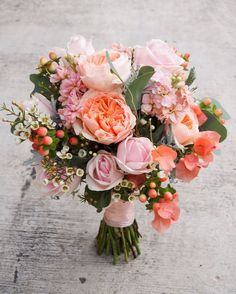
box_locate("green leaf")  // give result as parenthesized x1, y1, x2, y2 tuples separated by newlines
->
(125, 66, 155, 110)
(200, 110, 227, 142)
(30, 73, 59, 100)
(208, 98, 230, 120)
(84, 186, 111, 212)
(152, 124, 164, 143)
(185, 67, 196, 86)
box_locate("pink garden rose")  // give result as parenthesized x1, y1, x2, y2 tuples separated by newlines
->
(134, 39, 184, 80)
(172, 109, 199, 146)
(73, 90, 136, 145)
(116, 136, 153, 175)
(79, 50, 131, 92)
(175, 154, 200, 182)
(152, 196, 180, 233)
(86, 151, 124, 191)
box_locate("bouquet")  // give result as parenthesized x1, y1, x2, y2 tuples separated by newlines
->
(1, 35, 229, 264)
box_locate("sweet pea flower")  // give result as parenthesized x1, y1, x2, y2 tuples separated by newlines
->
(175, 154, 200, 182)
(134, 39, 184, 80)
(116, 136, 153, 175)
(73, 90, 136, 145)
(152, 145, 177, 173)
(172, 109, 199, 146)
(152, 197, 180, 233)
(86, 151, 124, 191)
(191, 104, 207, 126)
(193, 131, 220, 166)
(78, 50, 131, 92)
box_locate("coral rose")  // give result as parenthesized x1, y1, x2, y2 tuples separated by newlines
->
(172, 109, 199, 146)
(152, 197, 180, 233)
(175, 154, 200, 182)
(116, 136, 153, 175)
(152, 145, 177, 173)
(86, 151, 124, 191)
(73, 90, 136, 145)
(79, 50, 131, 92)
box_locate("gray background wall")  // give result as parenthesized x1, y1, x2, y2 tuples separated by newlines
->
(0, 0, 235, 293)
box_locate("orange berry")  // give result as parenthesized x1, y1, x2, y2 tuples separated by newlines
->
(37, 127, 48, 137)
(148, 189, 158, 198)
(184, 53, 190, 59)
(32, 143, 39, 150)
(203, 98, 212, 106)
(164, 192, 173, 201)
(56, 130, 65, 138)
(48, 51, 57, 60)
(149, 182, 156, 189)
(182, 62, 188, 69)
(220, 118, 225, 125)
(214, 108, 222, 116)
(42, 136, 53, 145)
(38, 146, 49, 156)
(69, 137, 79, 145)
(139, 194, 147, 203)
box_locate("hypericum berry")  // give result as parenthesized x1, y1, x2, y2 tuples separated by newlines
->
(37, 127, 48, 137)
(149, 182, 156, 189)
(69, 137, 79, 145)
(40, 57, 48, 66)
(182, 62, 188, 69)
(203, 98, 212, 106)
(33, 136, 40, 145)
(148, 189, 158, 198)
(48, 51, 57, 60)
(42, 136, 53, 145)
(48, 62, 57, 73)
(38, 146, 49, 156)
(164, 192, 173, 201)
(56, 130, 65, 138)
(184, 53, 190, 59)
(32, 143, 39, 150)
(214, 108, 222, 116)
(220, 118, 225, 125)
(139, 194, 147, 203)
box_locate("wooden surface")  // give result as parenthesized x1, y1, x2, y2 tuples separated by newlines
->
(0, 0, 236, 293)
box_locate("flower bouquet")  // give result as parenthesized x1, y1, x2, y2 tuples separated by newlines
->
(1, 36, 229, 264)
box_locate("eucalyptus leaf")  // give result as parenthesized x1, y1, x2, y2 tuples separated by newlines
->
(185, 67, 196, 86)
(125, 66, 155, 110)
(200, 110, 227, 142)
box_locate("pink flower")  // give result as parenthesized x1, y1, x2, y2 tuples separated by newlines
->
(73, 90, 136, 145)
(172, 109, 199, 146)
(134, 39, 184, 80)
(175, 154, 200, 182)
(116, 136, 153, 175)
(50, 65, 73, 84)
(79, 50, 131, 92)
(67, 35, 94, 56)
(36, 165, 81, 197)
(152, 197, 180, 233)
(152, 145, 177, 173)
(59, 72, 87, 98)
(86, 151, 124, 191)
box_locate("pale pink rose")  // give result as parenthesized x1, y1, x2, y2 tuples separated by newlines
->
(67, 35, 95, 56)
(36, 165, 81, 197)
(79, 50, 131, 92)
(172, 109, 199, 146)
(134, 39, 184, 80)
(152, 196, 180, 233)
(175, 154, 200, 182)
(73, 90, 136, 145)
(22, 93, 55, 117)
(116, 136, 153, 175)
(86, 151, 124, 191)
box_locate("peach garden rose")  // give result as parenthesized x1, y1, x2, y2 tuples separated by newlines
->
(73, 90, 136, 145)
